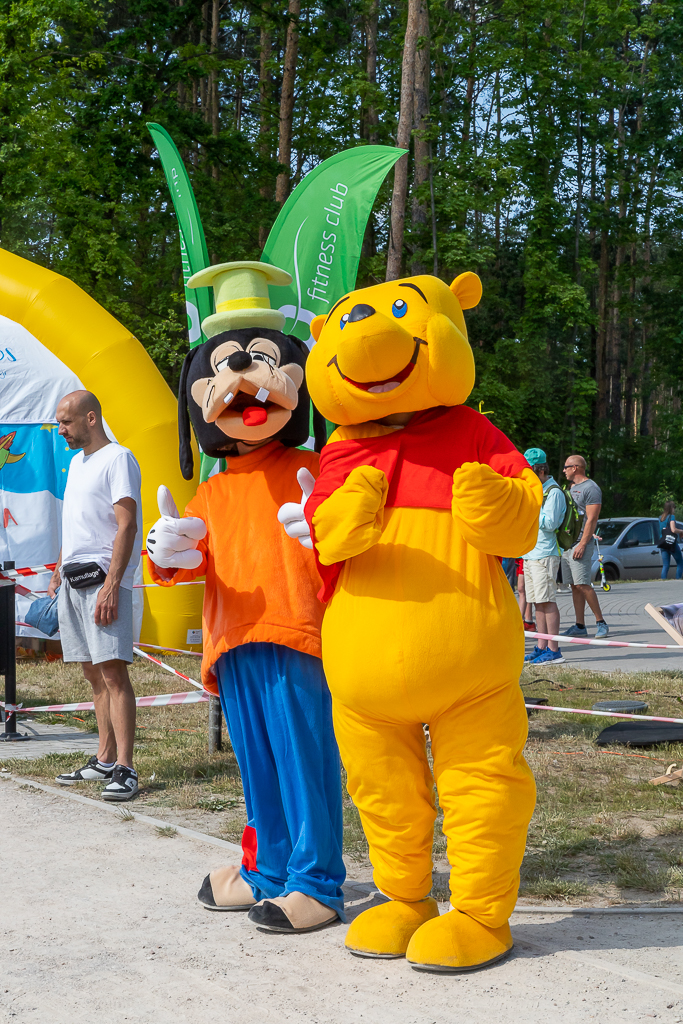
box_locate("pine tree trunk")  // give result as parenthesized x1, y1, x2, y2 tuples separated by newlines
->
(275, 0, 300, 206)
(258, 15, 272, 248)
(209, 0, 219, 180)
(200, 1, 209, 120)
(410, 0, 430, 275)
(365, 0, 379, 144)
(386, 0, 420, 281)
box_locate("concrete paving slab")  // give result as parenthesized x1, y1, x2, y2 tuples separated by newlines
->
(529, 579, 683, 673)
(0, 718, 99, 760)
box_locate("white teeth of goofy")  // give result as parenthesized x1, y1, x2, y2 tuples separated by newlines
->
(223, 392, 234, 405)
(255, 387, 270, 403)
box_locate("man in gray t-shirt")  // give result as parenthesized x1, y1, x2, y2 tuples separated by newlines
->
(561, 455, 609, 638)
(571, 477, 603, 543)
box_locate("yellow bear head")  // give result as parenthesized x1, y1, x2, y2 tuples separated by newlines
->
(307, 272, 482, 425)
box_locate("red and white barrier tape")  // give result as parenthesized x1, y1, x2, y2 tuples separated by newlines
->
(2, 562, 57, 579)
(133, 646, 203, 690)
(2, 690, 209, 716)
(529, 631, 683, 651)
(135, 580, 204, 588)
(525, 702, 683, 725)
(136, 642, 202, 657)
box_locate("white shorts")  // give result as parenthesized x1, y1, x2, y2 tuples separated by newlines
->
(523, 556, 560, 604)
(58, 581, 134, 665)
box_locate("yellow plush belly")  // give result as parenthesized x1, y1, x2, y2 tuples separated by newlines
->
(321, 506, 524, 721)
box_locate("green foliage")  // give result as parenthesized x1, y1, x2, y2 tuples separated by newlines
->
(2, 0, 683, 510)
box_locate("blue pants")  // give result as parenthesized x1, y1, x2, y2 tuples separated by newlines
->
(215, 643, 346, 920)
(661, 545, 683, 580)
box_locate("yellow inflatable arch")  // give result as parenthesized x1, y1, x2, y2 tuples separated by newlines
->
(0, 247, 204, 651)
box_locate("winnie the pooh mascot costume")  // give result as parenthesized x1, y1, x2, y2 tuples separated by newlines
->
(280, 271, 541, 970)
(146, 262, 345, 935)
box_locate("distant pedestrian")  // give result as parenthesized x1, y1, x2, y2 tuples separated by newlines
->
(522, 449, 567, 665)
(658, 501, 683, 580)
(48, 390, 142, 801)
(561, 455, 609, 638)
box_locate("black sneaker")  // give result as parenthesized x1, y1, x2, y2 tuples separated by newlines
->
(56, 755, 114, 786)
(102, 765, 139, 802)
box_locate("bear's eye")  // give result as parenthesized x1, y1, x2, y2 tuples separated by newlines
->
(392, 299, 408, 318)
(340, 312, 350, 330)
(252, 351, 276, 367)
(215, 356, 230, 372)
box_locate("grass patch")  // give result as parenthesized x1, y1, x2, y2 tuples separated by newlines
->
(656, 818, 683, 836)
(155, 825, 178, 838)
(116, 808, 135, 823)
(521, 877, 591, 900)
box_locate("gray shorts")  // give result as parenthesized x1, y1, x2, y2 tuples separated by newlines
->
(561, 540, 595, 586)
(58, 581, 134, 665)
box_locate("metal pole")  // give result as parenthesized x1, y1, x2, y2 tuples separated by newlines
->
(0, 563, 28, 741)
(208, 694, 222, 754)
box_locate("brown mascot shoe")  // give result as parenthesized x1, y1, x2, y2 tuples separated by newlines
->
(345, 898, 440, 959)
(248, 891, 339, 934)
(406, 909, 513, 972)
(197, 864, 257, 911)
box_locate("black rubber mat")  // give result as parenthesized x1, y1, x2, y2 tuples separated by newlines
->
(596, 721, 683, 746)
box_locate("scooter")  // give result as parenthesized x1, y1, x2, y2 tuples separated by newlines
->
(593, 533, 611, 591)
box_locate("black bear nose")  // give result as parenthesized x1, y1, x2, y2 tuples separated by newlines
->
(227, 350, 252, 372)
(348, 303, 375, 323)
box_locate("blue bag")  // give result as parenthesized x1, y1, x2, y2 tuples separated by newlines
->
(24, 589, 60, 637)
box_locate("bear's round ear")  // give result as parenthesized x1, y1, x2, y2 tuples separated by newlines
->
(310, 314, 326, 342)
(450, 272, 482, 310)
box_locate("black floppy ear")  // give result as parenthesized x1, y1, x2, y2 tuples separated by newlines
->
(178, 347, 199, 481)
(312, 405, 328, 453)
(288, 334, 310, 364)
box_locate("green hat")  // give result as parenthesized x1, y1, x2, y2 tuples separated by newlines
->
(524, 447, 547, 467)
(187, 261, 292, 338)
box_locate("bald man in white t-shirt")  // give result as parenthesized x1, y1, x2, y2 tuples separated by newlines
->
(48, 391, 141, 801)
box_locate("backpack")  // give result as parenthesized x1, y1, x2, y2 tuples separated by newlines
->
(543, 484, 582, 551)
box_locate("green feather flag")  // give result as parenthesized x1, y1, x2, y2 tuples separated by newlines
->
(262, 145, 406, 344)
(146, 122, 213, 348)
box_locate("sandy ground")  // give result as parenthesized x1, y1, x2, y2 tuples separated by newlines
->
(2, 776, 683, 1024)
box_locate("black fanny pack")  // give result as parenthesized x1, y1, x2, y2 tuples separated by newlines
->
(63, 562, 107, 590)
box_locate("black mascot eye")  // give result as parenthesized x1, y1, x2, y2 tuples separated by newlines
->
(252, 351, 276, 367)
(215, 355, 230, 372)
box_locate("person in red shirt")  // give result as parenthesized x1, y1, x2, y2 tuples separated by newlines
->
(146, 263, 344, 935)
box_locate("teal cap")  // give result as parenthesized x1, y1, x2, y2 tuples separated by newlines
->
(524, 447, 547, 467)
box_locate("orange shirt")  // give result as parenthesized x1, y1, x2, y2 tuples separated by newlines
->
(148, 442, 323, 693)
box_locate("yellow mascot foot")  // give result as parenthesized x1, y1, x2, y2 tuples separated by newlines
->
(345, 897, 440, 959)
(406, 909, 513, 973)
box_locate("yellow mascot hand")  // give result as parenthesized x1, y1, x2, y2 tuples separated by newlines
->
(452, 463, 542, 557)
(312, 465, 389, 566)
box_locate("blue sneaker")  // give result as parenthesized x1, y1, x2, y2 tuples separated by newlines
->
(524, 646, 543, 662)
(531, 648, 565, 665)
(595, 621, 609, 638)
(562, 624, 588, 637)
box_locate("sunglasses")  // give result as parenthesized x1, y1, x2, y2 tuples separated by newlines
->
(563, 464, 579, 470)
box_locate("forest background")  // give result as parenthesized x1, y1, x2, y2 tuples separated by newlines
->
(1, 0, 682, 514)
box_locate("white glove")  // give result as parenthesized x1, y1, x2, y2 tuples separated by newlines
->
(278, 468, 316, 550)
(145, 485, 207, 570)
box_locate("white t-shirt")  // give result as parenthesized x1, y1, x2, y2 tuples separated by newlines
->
(61, 443, 142, 590)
